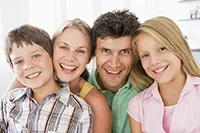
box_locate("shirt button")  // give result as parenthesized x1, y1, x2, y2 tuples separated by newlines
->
(113, 106, 117, 109)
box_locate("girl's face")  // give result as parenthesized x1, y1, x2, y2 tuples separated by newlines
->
(136, 33, 185, 86)
(53, 28, 91, 82)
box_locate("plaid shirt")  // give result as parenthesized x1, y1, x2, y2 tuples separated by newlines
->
(0, 85, 93, 133)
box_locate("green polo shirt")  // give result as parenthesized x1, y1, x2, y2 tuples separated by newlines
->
(88, 69, 138, 133)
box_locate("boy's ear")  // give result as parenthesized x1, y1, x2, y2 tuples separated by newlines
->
(9, 63, 15, 73)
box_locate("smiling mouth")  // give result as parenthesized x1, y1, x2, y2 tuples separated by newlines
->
(106, 69, 121, 75)
(60, 63, 77, 72)
(153, 65, 168, 73)
(26, 72, 41, 79)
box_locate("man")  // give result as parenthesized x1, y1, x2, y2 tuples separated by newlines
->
(89, 9, 140, 133)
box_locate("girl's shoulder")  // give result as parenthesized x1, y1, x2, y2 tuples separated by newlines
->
(129, 81, 158, 105)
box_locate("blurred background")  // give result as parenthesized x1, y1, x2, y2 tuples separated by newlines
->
(0, 0, 200, 98)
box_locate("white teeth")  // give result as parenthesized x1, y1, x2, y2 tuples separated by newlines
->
(61, 64, 76, 69)
(27, 72, 40, 79)
(154, 66, 166, 73)
(107, 70, 120, 74)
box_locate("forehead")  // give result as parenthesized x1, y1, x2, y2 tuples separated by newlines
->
(136, 34, 161, 51)
(10, 42, 44, 59)
(96, 36, 132, 50)
(56, 28, 90, 48)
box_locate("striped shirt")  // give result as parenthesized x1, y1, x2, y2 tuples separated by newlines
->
(0, 85, 93, 133)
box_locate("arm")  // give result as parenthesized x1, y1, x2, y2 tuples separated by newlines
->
(84, 87, 112, 133)
(0, 96, 8, 133)
(128, 115, 143, 133)
(6, 76, 25, 91)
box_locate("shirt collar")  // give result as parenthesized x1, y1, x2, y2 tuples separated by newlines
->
(93, 69, 132, 92)
(11, 88, 28, 102)
(141, 75, 200, 101)
(180, 75, 200, 97)
(12, 83, 71, 105)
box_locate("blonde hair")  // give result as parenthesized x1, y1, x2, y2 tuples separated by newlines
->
(52, 18, 92, 80)
(130, 16, 200, 92)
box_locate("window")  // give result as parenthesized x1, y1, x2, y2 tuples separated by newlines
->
(192, 49, 200, 64)
(0, 11, 6, 67)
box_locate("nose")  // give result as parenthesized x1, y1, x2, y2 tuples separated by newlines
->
(23, 59, 35, 70)
(66, 51, 76, 62)
(150, 54, 160, 66)
(108, 54, 120, 68)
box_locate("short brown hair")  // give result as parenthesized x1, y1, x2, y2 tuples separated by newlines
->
(4, 24, 52, 66)
(92, 9, 140, 53)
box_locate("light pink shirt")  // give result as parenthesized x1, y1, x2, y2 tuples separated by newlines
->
(127, 75, 200, 133)
(163, 105, 176, 132)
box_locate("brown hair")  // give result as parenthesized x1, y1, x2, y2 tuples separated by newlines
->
(4, 24, 52, 66)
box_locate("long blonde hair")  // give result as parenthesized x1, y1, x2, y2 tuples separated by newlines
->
(130, 16, 200, 92)
(52, 18, 92, 80)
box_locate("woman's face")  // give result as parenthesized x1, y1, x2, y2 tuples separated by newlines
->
(53, 28, 91, 82)
(136, 33, 185, 86)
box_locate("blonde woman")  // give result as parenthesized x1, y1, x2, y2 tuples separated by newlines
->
(127, 16, 200, 133)
(7, 18, 112, 133)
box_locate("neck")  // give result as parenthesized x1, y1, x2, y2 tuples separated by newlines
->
(69, 77, 86, 95)
(158, 72, 186, 106)
(97, 74, 127, 94)
(32, 77, 60, 104)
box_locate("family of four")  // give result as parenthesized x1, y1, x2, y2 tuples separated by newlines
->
(1, 9, 200, 133)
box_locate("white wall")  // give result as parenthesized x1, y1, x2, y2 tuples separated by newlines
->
(0, 0, 30, 98)
(0, 0, 200, 99)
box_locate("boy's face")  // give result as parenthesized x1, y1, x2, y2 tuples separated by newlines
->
(10, 42, 54, 89)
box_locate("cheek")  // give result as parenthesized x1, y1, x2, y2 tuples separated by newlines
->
(122, 56, 133, 68)
(53, 48, 60, 58)
(53, 48, 65, 60)
(13, 67, 21, 76)
(141, 60, 149, 71)
(96, 56, 107, 67)
(77, 55, 90, 65)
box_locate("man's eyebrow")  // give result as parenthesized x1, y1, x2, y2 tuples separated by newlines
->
(98, 47, 109, 50)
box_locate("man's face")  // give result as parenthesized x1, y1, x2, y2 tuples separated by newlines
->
(95, 36, 133, 93)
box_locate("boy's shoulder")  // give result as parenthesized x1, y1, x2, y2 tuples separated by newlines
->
(60, 89, 91, 111)
(1, 88, 27, 102)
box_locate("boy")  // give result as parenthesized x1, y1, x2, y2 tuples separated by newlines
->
(0, 24, 93, 132)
